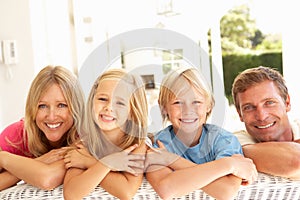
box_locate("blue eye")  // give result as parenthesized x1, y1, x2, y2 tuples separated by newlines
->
(38, 104, 47, 109)
(243, 105, 254, 111)
(265, 101, 275, 105)
(193, 101, 202, 104)
(58, 103, 68, 108)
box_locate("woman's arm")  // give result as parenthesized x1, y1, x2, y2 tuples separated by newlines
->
(0, 170, 20, 191)
(0, 150, 67, 190)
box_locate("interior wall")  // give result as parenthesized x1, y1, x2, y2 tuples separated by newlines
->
(0, 0, 73, 132)
(0, 0, 34, 132)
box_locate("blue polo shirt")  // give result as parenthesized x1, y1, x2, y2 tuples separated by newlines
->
(153, 124, 243, 164)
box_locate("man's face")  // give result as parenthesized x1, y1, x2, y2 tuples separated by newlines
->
(236, 80, 292, 142)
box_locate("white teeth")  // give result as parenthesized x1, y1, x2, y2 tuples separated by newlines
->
(102, 115, 114, 121)
(47, 123, 61, 129)
(257, 122, 275, 129)
(181, 119, 196, 123)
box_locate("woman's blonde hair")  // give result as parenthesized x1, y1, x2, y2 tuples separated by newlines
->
(82, 68, 148, 159)
(158, 67, 214, 126)
(24, 65, 85, 157)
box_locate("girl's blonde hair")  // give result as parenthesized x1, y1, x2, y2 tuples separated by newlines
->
(158, 67, 214, 126)
(82, 68, 148, 159)
(24, 65, 85, 157)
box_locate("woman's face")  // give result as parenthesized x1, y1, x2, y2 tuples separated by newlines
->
(93, 78, 131, 136)
(35, 83, 74, 147)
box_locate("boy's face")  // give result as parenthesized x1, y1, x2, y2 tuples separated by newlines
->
(164, 85, 210, 134)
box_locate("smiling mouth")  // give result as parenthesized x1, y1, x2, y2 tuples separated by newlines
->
(255, 122, 275, 129)
(101, 114, 115, 121)
(46, 123, 61, 129)
(180, 119, 197, 123)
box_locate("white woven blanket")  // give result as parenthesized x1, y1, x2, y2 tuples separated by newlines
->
(1, 172, 300, 199)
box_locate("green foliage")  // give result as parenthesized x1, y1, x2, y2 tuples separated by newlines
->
(220, 4, 281, 54)
(220, 4, 257, 53)
(222, 53, 283, 104)
(219, 4, 283, 104)
(256, 34, 282, 51)
(251, 30, 265, 48)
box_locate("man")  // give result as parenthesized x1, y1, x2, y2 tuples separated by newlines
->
(232, 66, 300, 180)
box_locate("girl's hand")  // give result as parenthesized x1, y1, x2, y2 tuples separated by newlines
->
(99, 144, 145, 175)
(64, 143, 97, 169)
(145, 140, 179, 171)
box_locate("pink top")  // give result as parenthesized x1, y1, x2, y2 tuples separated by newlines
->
(0, 119, 32, 157)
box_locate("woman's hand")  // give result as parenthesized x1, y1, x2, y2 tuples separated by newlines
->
(35, 147, 74, 164)
(99, 144, 145, 175)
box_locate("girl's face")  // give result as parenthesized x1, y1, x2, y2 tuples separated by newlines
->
(35, 83, 73, 148)
(164, 85, 210, 134)
(93, 78, 131, 135)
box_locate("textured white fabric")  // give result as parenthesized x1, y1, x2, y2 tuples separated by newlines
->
(1, 173, 300, 199)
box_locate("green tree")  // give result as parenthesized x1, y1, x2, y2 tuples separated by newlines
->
(256, 34, 282, 52)
(251, 29, 265, 48)
(220, 4, 258, 53)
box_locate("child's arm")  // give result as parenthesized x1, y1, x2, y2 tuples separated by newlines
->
(146, 153, 257, 200)
(201, 174, 241, 199)
(63, 161, 111, 200)
(63, 144, 146, 200)
(99, 143, 147, 199)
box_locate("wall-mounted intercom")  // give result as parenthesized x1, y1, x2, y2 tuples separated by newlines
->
(1, 40, 18, 65)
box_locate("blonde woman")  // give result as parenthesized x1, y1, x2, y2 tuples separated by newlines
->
(0, 65, 85, 190)
(63, 69, 147, 200)
(146, 67, 257, 200)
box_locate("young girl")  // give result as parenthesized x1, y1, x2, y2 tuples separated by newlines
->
(145, 67, 257, 200)
(0, 65, 85, 190)
(63, 68, 148, 200)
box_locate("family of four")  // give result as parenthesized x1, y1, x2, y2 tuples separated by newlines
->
(0, 65, 298, 200)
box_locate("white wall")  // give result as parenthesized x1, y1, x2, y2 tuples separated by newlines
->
(0, 0, 74, 132)
(282, 2, 300, 120)
(0, 0, 35, 132)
